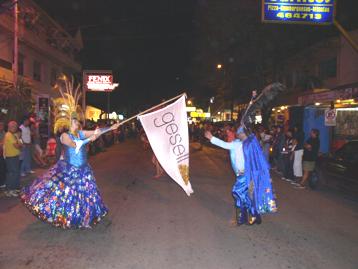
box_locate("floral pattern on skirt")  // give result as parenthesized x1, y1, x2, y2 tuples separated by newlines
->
(21, 160, 108, 229)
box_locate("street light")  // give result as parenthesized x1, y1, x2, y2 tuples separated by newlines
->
(216, 64, 222, 70)
(187, 100, 192, 106)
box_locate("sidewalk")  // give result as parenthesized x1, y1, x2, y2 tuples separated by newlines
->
(0, 166, 46, 199)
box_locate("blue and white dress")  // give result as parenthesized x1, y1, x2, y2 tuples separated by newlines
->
(21, 131, 108, 229)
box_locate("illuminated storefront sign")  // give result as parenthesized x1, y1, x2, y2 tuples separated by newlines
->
(190, 111, 211, 118)
(85, 105, 102, 122)
(83, 70, 119, 92)
(186, 106, 197, 112)
(298, 87, 358, 105)
(262, 0, 336, 25)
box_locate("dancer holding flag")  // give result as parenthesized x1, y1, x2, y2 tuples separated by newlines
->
(205, 83, 284, 225)
(21, 78, 118, 228)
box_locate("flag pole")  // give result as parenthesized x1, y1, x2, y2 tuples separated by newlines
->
(100, 93, 186, 134)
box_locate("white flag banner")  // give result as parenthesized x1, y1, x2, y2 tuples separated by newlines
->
(138, 95, 194, 196)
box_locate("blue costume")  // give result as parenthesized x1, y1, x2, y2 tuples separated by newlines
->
(210, 133, 277, 225)
(21, 131, 108, 229)
(242, 135, 277, 221)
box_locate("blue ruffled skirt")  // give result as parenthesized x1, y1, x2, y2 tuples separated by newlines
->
(21, 160, 108, 229)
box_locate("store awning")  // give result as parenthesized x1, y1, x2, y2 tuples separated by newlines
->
(298, 83, 358, 106)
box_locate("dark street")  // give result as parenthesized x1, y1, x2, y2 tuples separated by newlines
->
(1, 139, 357, 269)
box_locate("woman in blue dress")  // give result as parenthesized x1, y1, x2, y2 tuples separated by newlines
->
(21, 116, 119, 229)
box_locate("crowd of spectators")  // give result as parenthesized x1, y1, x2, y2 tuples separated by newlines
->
(189, 121, 320, 189)
(0, 116, 138, 198)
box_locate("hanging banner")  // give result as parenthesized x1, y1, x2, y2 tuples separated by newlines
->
(138, 95, 193, 196)
(262, 0, 336, 25)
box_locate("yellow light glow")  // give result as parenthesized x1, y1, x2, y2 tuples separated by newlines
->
(186, 106, 196, 112)
(217, 64, 222, 69)
(272, 108, 276, 111)
(280, 106, 285, 110)
(315, 102, 321, 106)
(60, 104, 69, 110)
(187, 100, 192, 105)
(336, 99, 341, 103)
(337, 99, 358, 105)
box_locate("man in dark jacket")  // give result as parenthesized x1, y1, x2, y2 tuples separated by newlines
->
(298, 128, 320, 189)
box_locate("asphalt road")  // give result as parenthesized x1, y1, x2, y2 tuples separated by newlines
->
(0, 139, 357, 269)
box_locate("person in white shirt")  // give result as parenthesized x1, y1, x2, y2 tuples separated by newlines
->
(19, 117, 34, 176)
(205, 125, 278, 226)
(205, 128, 250, 226)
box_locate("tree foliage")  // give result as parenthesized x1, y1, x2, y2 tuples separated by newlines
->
(0, 79, 35, 122)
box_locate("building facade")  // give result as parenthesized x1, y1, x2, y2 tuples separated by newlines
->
(0, 0, 82, 99)
(270, 29, 358, 153)
(0, 0, 82, 142)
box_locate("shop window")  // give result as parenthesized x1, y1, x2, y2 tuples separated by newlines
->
(33, 60, 42, 81)
(335, 110, 358, 139)
(18, 54, 24, 76)
(319, 58, 337, 80)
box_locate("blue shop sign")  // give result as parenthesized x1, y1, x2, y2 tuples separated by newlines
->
(262, 0, 336, 25)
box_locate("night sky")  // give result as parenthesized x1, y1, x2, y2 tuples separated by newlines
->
(34, 0, 357, 115)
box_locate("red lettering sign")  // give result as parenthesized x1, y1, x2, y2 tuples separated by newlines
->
(83, 70, 118, 92)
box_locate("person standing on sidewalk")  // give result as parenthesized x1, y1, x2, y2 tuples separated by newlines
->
(282, 129, 294, 181)
(19, 117, 34, 177)
(297, 129, 320, 189)
(292, 137, 303, 184)
(259, 126, 272, 162)
(3, 121, 23, 197)
(292, 126, 304, 182)
(31, 119, 47, 167)
(273, 126, 285, 173)
(0, 120, 6, 189)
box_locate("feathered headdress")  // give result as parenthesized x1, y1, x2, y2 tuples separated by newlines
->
(53, 75, 83, 133)
(239, 82, 286, 133)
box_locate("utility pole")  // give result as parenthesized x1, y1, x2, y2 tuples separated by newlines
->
(82, 73, 87, 125)
(107, 91, 111, 124)
(12, 0, 18, 89)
